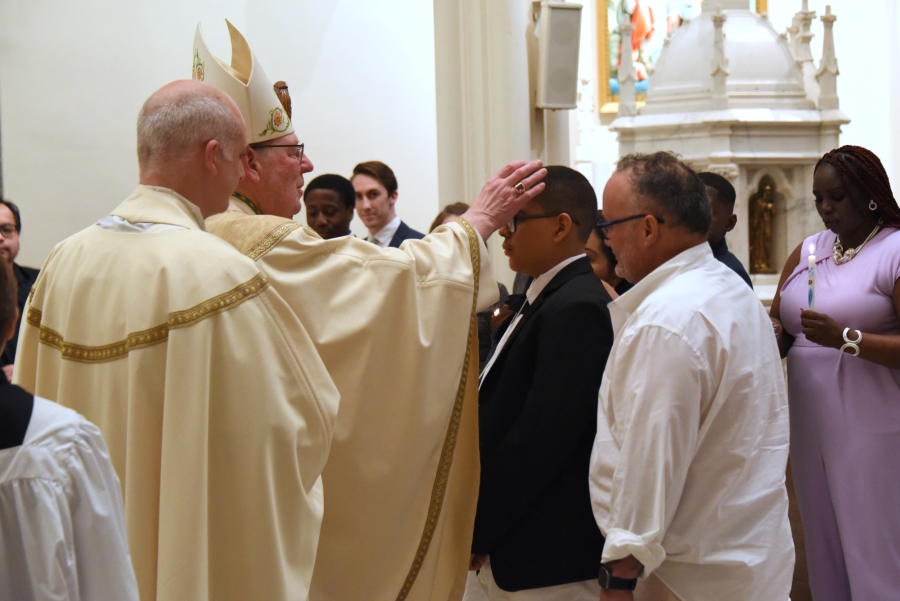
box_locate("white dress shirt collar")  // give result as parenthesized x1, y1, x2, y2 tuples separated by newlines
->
(607, 242, 712, 333)
(479, 254, 586, 386)
(367, 215, 401, 247)
(525, 253, 586, 305)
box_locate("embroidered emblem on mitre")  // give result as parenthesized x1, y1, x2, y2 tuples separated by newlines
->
(192, 49, 205, 81)
(193, 20, 294, 143)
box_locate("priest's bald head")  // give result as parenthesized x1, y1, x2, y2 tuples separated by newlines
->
(137, 80, 248, 218)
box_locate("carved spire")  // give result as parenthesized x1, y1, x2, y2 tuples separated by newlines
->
(816, 5, 839, 110)
(779, 22, 800, 60)
(617, 14, 637, 117)
(711, 6, 729, 110)
(794, 0, 816, 64)
(794, 0, 818, 103)
(786, 18, 800, 59)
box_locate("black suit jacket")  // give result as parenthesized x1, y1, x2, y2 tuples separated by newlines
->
(387, 221, 425, 248)
(1, 263, 39, 366)
(472, 257, 614, 591)
(710, 238, 752, 288)
(0, 382, 34, 449)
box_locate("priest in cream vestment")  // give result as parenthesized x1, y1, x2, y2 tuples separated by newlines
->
(194, 22, 548, 601)
(14, 81, 340, 601)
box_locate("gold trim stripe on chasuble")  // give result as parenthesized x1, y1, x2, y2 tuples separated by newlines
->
(27, 274, 269, 364)
(246, 221, 301, 261)
(395, 217, 481, 601)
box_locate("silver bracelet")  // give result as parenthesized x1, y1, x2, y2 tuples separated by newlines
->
(840, 327, 862, 356)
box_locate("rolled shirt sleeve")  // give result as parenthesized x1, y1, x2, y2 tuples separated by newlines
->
(596, 324, 713, 574)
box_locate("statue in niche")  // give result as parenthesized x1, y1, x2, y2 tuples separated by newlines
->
(749, 176, 779, 274)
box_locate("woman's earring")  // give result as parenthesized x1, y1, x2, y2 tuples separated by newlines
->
(869, 199, 878, 211)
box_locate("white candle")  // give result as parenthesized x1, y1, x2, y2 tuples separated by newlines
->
(808, 244, 816, 310)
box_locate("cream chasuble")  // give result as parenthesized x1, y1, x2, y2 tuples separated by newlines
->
(14, 187, 339, 601)
(207, 198, 498, 601)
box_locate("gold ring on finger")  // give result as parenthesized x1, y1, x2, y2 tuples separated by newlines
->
(514, 182, 526, 194)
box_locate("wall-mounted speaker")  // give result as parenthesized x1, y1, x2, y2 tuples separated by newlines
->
(535, 2, 583, 110)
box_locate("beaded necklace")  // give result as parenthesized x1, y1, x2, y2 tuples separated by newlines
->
(832, 222, 881, 264)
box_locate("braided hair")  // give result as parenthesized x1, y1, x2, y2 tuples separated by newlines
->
(815, 145, 900, 227)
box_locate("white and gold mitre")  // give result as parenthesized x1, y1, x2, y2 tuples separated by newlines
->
(192, 20, 293, 143)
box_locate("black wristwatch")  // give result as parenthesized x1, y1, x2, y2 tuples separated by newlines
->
(598, 563, 638, 591)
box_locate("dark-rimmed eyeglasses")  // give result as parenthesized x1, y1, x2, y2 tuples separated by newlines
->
(595, 214, 665, 240)
(0, 224, 17, 239)
(506, 212, 580, 234)
(252, 142, 305, 164)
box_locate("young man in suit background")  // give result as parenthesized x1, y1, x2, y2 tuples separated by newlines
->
(303, 174, 356, 239)
(697, 172, 752, 288)
(352, 161, 425, 247)
(467, 166, 614, 600)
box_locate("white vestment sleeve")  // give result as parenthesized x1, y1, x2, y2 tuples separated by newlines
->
(469, 225, 497, 311)
(0, 474, 79, 600)
(413, 221, 497, 311)
(0, 399, 138, 601)
(598, 325, 712, 574)
(66, 414, 139, 600)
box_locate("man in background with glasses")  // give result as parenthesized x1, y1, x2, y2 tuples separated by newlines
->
(195, 21, 549, 601)
(467, 166, 613, 601)
(588, 152, 792, 601)
(0, 199, 38, 381)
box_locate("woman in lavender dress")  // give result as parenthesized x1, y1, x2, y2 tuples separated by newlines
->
(770, 146, 900, 600)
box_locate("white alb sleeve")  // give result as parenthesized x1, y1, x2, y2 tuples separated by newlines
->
(0, 402, 138, 601)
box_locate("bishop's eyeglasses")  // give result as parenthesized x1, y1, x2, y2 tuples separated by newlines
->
(253, 142, 305, 164)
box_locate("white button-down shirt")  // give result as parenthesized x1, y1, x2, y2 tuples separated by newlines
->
(366, 215, 401, 247)
(589, 243, 793, 601)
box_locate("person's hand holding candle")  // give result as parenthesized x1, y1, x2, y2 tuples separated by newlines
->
(800, 309, 845, 349)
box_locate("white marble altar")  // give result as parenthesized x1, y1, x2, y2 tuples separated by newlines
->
(609, 0, 849, 303)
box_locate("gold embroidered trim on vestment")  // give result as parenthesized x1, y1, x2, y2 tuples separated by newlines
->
(168, 273, 268, 327)
(395, 218, 481, 601)
(246, 221, 301, 261)
(26, 307, 41, 328)
(27, 274, 269, 364)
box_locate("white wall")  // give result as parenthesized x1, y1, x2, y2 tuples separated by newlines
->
(0, 0, 439, 267)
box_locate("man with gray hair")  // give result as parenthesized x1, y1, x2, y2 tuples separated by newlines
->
(14, 79, 339, 601)
(196, 21, 547, 601)
(588, 152, 793, 600)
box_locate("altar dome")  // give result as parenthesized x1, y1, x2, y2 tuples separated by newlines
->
(610, 0, 849, 304)
(641, 9, 815, 115)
